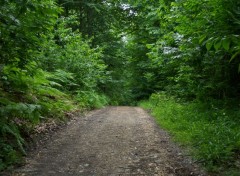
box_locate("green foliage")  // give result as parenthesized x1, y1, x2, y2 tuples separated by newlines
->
(39, 14, 108, 91)
(76, 90, 108, 109)
(56, 1, 139, 104)
(125, 0, 240, 100)
(2, 0, 240, 173)
(47, 69, 79, 92)
(140, 93, 240, 173)
(0, 0, 61, 66)
(0, 79, 41, 168)
(0, 65, 78, 170)
(0, 1, 112, 170)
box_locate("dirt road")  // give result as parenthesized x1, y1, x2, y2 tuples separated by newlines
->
(11, 106, 206, 176)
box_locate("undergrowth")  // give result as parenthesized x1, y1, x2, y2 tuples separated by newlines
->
(140, 92, 240, 175)
(0, 67, 108, 171)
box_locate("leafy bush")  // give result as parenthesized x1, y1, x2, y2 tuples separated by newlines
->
(1, 99, 40, 167)
(76, 90, 109, 109)
(0, 1, 112, 170)
(0, 0, 60, 66)
(0, 62, 79, 170)
(0, 0, 61, 165)
(39, 14, 108, 92)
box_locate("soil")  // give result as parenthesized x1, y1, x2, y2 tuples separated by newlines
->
(6, 106, 207, 176)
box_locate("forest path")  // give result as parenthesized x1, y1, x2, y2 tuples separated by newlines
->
(11, 106, 205, 176)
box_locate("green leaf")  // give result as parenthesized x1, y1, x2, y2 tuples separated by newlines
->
(206, 40, 213, 51)
(222, 38, 231, 51)
(199, 35, 207, 44)
(214, 40, 222, 50)
(146, 44, 154, 49)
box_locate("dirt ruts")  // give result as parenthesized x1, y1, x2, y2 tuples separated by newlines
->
(9, 106, 206, 176)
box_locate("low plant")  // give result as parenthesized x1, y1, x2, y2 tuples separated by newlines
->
(76, 90, 109, 109)
(0, 65, 79, 171)
(140, 92, 240, 174)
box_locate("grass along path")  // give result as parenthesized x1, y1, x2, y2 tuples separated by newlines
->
(140, 93, 240, 175)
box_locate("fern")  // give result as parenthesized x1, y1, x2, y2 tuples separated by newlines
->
(1, 123, 25, 155)
(76, 90, 108, 108)
(47, 69, 79, 91)
(2, 103, 41, 123)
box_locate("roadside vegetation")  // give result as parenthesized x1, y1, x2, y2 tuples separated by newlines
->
(136, 0, 240, 174)
(0, 1, 109, 170)
(140, 93, 240, 175)
(1, 0, 240, 174)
